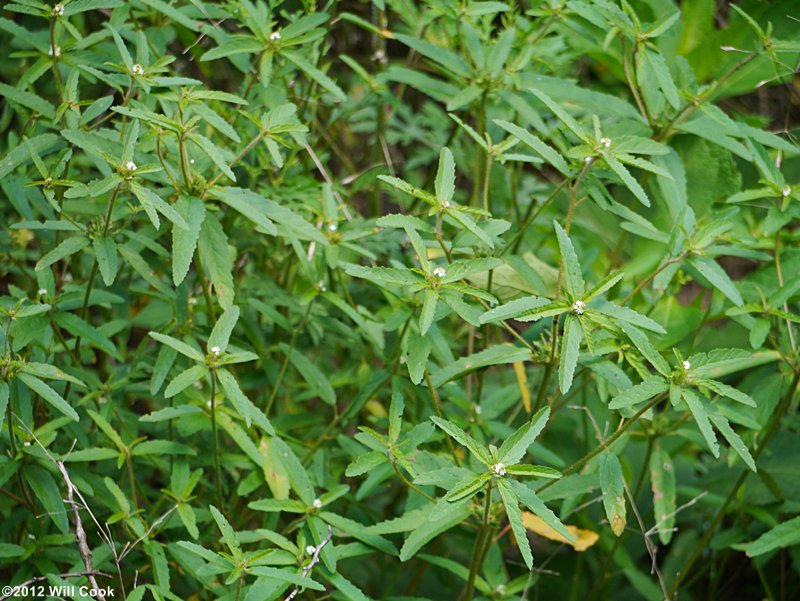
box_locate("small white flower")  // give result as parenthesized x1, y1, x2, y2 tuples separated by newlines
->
(312, 498, 322, 509)
(584, 156, 593, 164)
(269, 31, 281, 41)
(373, 50, 386, 63)
(318, 280, 327, 292)
(441, 200, 451, 209)
(682, 360, 691, 370)
(38, 288, 48, 296)
(48, 45, 61, 58)
(189, 159, 195, 165)
(23, 441, 30, 447)
(433, 267, 446, 278)
(474, 405, 482, 415)
(305, 545, 316, 555)
(328, 223, 338, 232)
(125, 161, 137, 172)
(189, 297, 198, 305)
(206, 399, 212, 409)
(491, 463, 506, 477)
(571, 300, 586, 315)
(131, 64, 144, 76)
(600, 137, 612, 148)
(782, 185, 792, 198)
(210, 345, 221, 356)
(495, 584, 508, 597)
(53, 3, 64, 16)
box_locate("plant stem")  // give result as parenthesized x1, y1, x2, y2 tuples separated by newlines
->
(465, 481, 493, 601)
(210, 369, 223, 509)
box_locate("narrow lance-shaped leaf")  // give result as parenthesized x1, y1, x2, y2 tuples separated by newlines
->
(497, 478, 533, 570)
(559, 313, 582, 394)
(599, 452, 627, 537)
(498, 406, 550, 465)
(649, 446, 676, 545)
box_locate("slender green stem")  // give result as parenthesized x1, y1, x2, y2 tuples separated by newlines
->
(390, 458, 435, 502)
(465, 481, 493, 601)
(210, 369, 223, 508)
(265, 300, 315, 416)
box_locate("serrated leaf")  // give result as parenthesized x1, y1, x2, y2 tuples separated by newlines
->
(497, 478, 533, 570)
(17, 373, 78, 421)
(499, 407, 550, 465)
(608, 376, 668, 410)
(430, 416, 490, 464)
(682, 388, 719, 457)
(687, 255, 743, 306)
(172, 196, 205, 286)
(165, 364, 208, 398)
(553, 221, 585, 299)
(649, 446, 676, 544)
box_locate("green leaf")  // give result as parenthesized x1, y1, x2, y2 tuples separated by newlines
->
(284, 345, 336, 405)
(430, 416, 491, 465)
(734, 516, 800, 557)
(172, 196, 206, 286)
(497, 478, 533, 570)
(0, 382, 8, 432)
(35, 237, 89, 272)
(149, 332, 204, 362)
(165, 364, 208, 398)
(0, 82, 56, 119)
(618, 322, 671, 376)
(509, 479, 574, 542)
(17, 372, 78, 421)
(553, 221, 585, 299)
(529, 88, 586, 140)
(445, 473, 491, 502)
(211, 187, 278, 235)
(129, 182, 189, 231)
(695, 378, 755, 407)
(208, 306, 240, 354)
(419, 289, 438, 335)
(687, 255, 743, 306)
(599, 452, 627, 537)
(210, 505, 241, 555)
(54, 312, 121, 359)
(434, 147, 455, 205)
(406, 331, 431, 385)
(499, 406, 550, 465)
(494, 119, 570, 176)
(399, 502, 473, 561)
(505, 464, 561, 479)
(608, 376, 668, 410)
(682, 388, 719, 457)
(282, 50, 346, 102)
(217, 368, 274, 434)
(431, 345, 531, 387)
(25, 466, 68, 534)
(191, 133, 235, 182)
(605, 156, 651, 207)
(707, 410, 756, 472)
(649, 446, 676, 544)
(93, 236, 118, 286)
(198, 211, 235, 309)
(559, 313, 582, 394)
(643, 49, 680, 109)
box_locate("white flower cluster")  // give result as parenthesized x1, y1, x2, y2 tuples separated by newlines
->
(433, 266, 447, 278)
(125, 161, 137, 172)
(682, 360, 691, 370)
(782, 185, 792, 198)
(270, 31, 281, 41)
(210, 345, 221, 356)
(571, 300, 586, 315)
(491, 463, 506, 477)
(599, 137, 612, 149)
(53, 3, 64, 16)
(312, 498, 322, 509)
(131, 64, 144, 76)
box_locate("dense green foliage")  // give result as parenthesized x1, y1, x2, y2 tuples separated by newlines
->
(1, 0, 799, 599)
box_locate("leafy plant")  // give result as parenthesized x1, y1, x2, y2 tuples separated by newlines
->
(1, 1, 799, 600)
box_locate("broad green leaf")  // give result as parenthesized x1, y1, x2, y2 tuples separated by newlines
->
(172, 196, 206, 286)
(149, 332, 204, 362)
(430, 416, 491, 465)
(431, 344, 531, 387)
(93, 236, 118, 286)
(734, 516, 800, 557)
(509, 479, 574, 543)
(682, 388, 719, 457)
(498, 406, 550, 465)
(399, 501, 472, 561)
(553, 221, 585, 299)
(687, 256, 743, 306)
(434, 147, 455, 205)
(497, 478, 533, 570)
(198, 211, 235, 309)
(210, 505, 241, 555)
(419, 289, 438, 335)
(559, 313, 582, 394)
(164, 364, 208, 398)
(599, 452, 627, 537)
(208, 306, 240, 354)
(17, 372, 78, 421)
(35, 237, 89, 272)
(649, 446, 676, 544)
(608, 376, 668, 410)
(708, 410, 756, 472)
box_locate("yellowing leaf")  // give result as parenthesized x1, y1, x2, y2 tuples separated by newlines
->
(521, 512, 599, 552)
(366, 399, 388, 417)
(513, 361, 531, 413)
